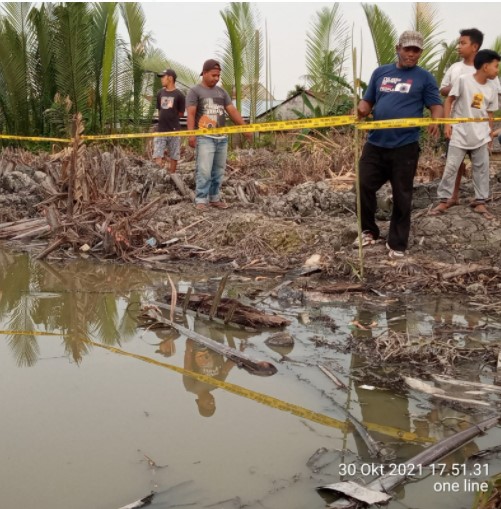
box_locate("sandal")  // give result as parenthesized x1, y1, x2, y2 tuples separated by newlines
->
(471, 203, 495, 220)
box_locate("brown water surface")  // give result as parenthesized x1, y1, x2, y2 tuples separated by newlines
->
(1, 249, 501, 509)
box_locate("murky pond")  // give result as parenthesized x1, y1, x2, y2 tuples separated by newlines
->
(2, 249, 501, 509)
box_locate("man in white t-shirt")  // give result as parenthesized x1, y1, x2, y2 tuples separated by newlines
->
(430, 50, 500, 220)
(440, 29, 484, 206)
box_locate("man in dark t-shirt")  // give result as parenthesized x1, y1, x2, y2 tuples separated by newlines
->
(154, 69, 186, 174)
(354, 31, 443, 259)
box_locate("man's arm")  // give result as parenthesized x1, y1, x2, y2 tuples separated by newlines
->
(225, 104, 252, 142)
(187, 105, 197, 148)
(439, 66, 453, 97)
(427, 103, 444, 138)
(443, 95, 455, 139)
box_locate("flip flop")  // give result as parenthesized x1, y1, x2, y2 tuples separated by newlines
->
(471, 204, 495, 220)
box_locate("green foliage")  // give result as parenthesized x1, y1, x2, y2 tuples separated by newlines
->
(412, 3, 444, 73)
(0, 2, 198, 140)
(304, 4, 350, 115)
(219, 3, 264, 123)
(361, 4, 398, 65)
(435, 39, 459, 87)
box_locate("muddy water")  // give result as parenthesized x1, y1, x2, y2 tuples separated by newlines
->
(1, 249, 501, 509)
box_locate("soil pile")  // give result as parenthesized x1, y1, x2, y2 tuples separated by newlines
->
(1, 142, 501, 294)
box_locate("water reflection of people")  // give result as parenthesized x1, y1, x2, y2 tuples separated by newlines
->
(155, 328, 180, 357)
(351, 305, 424, 461)
(183, 325, 238, 417)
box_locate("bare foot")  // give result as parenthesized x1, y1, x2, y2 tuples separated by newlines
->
(428, 202, 450, 216)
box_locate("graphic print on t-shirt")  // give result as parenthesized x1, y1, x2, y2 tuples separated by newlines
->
(161, 96, 175, 109)
(380, 77, 413, 93)
(471, 93, 484, 109)
(198, 97, 226, 128)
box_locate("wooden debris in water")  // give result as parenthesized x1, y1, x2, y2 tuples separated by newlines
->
(323, 416, 499, 508)
(404, 376, 490, 407)
(118, 492, 154, 509)
(350, 328, 498, 370)
(164, 292, 290, 328)
(140, 306, 277, 376)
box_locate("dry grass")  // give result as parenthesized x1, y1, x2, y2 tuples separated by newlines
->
(351, 328, 497, 372)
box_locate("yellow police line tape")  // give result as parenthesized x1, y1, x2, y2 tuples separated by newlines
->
(1, 115, 499, 143)
(0, 328, 434, 444)
(0, 133, 72, 143)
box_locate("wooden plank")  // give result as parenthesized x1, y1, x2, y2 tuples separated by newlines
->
(432, 374, 501, 394)
(404, 377, 490, 407)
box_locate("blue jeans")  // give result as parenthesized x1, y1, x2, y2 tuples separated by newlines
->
(195, 136, 228, 204)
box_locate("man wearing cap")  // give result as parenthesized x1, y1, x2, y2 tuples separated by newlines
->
(187, 59, 251, 210)
(354, 30, 443, 259)
(153, 69, 186, 174)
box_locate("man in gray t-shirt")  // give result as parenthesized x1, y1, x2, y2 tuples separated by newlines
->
(186, 59, 251, 210)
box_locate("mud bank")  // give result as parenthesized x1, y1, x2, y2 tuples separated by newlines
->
(1, 146, 501, 295)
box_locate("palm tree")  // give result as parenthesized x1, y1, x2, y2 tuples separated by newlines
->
(304, 4, 350, 114)
(0, 2, 156, 137)
(219, 3, 263, 122)
(119, 2, 150, 129)
(412, 3, 444, 73)
(362, 2, 460, 81)
(0, 3, 35, 135)
(361, 4, 398, 66)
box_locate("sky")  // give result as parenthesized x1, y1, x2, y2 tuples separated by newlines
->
(140, 1, 501, 99)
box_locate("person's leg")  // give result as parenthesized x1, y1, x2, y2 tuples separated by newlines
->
(470, 144, 490, 202)
(194, 137, 215, 204)
(387, 142, 420, 252)
(430, 146, 467, 214)
(153, 137, 166, 166)
(469, 144, 494, 219)
(443, 138, 464, 206)
(358, 142, 389, 240)
(166, 137, 181, 174)
(449, 160, 465, 205)
(208, 137, 228, 203)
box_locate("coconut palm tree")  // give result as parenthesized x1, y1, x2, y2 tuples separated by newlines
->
(361, 4, 397, 66)
(219, 2, 263, 123)
(362, 2, 459, 80)
(304, 4, 350, 115)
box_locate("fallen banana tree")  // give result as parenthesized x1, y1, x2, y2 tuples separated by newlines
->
(319, 415, 499, 508)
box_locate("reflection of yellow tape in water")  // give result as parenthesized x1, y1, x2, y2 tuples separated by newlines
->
(0, 329, 434, 444)
(1, 115, 499, 142)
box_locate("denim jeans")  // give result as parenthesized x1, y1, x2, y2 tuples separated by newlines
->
(195, 136, 228, 204)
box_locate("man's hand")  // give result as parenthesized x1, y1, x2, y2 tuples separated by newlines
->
(427, 123, 440, 138)
(244, 132, 253, 143)
(189, 136, 196, 149)
(444, 124, 452, 140)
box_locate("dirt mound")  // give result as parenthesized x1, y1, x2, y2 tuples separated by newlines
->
(1, 145, 501, 294)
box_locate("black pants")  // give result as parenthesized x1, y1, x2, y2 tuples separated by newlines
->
(359, 141, 420, 252)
